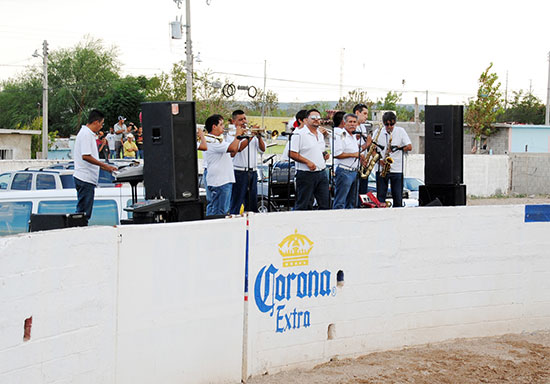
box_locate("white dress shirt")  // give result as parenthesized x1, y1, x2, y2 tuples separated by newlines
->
(373, 126, 412, 173)
(226, 132, 264, 170)
(290, 126, 327, 172)
(73, 125, 100, 185)
(204, 141, 235, 187)
(334, 130, 361, 170)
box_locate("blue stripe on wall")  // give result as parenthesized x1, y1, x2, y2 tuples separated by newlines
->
(525, 205, 550, 222)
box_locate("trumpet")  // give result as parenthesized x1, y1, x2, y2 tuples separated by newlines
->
(197, 128, 224, 143)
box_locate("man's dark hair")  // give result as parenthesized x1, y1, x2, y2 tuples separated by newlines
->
(205, 114, 223, 133)
(306, 108, 320, 118)
(295, 109, 308, 123)
(332, 111, 346, 127)
(231, 109, 246, 119)
(382, 111, 397, 124)
(352, 104, 368, 114)
(87, 109, 104, 124)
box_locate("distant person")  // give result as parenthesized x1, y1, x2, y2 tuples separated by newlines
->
(97, 134, 109, 159)
(113, 116, 126, 159)
(136, 127, 144, 159)
(123, 134, 138, 159)
(281, 109, 307, 161)
(74, 109, 117, 220)
(106, 127, 117, 159)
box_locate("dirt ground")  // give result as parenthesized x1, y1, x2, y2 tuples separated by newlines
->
(248, 331, 550, 384)
(467, 196, 550, 206)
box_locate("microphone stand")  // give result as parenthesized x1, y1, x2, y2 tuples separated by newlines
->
(287, 132, 293, 211)
(262, 154, 276, 212)
(330, 128, 335, 209)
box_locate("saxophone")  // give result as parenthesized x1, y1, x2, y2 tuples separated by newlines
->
(380, 131, 393, 178)
(358, 123, 383, 179)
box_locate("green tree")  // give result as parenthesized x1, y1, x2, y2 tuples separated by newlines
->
(48, 37, 120, 136)
(375, 90, 401, 111)
(0, 73, 42, 129)
(335, 89, 373, 112)
(97, 76, 147, 129)
(498, 90, 545, 124)
(249, 89, 279, 115)
(464, 63, 503, 149)
(17, 117, 58, 159)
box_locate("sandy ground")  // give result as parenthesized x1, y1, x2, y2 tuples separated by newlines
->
(249, 197, 550, 384)
(248, 331, 550, 384)
(467, 196, 550, 206)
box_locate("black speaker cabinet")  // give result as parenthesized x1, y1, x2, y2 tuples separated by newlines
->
(142, 102, 199, 202)
(29, 213, 88, 232)
(425, 105, 464, 185)
(419, 184, 466, 206)
(169, 200, 204, 222)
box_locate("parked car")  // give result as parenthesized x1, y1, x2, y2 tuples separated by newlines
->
(0, 169, 76, 191)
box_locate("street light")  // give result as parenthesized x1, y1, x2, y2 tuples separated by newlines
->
(32, 41, 49, 159)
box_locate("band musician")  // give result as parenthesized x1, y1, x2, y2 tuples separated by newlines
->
(333, 113, 369, 209)
(289, 109, 330, 210)
(374, 111, 412, 208)
(203, 114, 243, 216)
(226, 110, 265, 214)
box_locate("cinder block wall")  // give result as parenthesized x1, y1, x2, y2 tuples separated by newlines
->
(510, 154, 550, 195)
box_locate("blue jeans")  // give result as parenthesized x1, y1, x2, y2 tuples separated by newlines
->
(294, 170, 330, 211)
(230, 170, 258, 214)
(74, 177, 95, 219)
(333, 167, 358, 209)
(206, 183, 232, 216)
(138, 149, 143, 159)
(203, 168, 211, 203)
(376, 172, 404, 208)
(109, 150, 116, 159)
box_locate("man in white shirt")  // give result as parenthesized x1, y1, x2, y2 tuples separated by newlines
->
(226, 110, 265, 214)
(113, 116, 126, 159)
(203, 114, 243, 216)
(289, 109, 330, 210)
(353, 104, 372, 195)
(333, 113, 369, 209)
(373, 111, 412, 208)
(73, 109, 117, 220)
(105, 127, 117, 159)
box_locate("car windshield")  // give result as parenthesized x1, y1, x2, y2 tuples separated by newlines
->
(405, 178, 423, 191)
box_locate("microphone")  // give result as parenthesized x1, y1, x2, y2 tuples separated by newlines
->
(262, 154, 276, 164)
(281, 131, 294, 136)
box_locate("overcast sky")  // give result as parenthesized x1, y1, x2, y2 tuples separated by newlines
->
(1, 0, 549, 105)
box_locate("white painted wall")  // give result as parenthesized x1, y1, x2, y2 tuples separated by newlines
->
(405, 154, 509, 196)
(246, 207, 550, 376)
(0, 217, 246, 384)
(1, 208, 549, 382)
(116, 219, 246, 384)
(0, 226, 119, 383)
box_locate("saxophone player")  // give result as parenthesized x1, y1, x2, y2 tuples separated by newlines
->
(333, 113, 369, 209)
(374, 111, 412, 208)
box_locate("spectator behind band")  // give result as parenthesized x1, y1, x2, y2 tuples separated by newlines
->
(123, 133, 138, 159)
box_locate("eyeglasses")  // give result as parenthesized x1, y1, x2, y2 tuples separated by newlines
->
(309, 116, 322, 121)
(384, 121, 395, 126)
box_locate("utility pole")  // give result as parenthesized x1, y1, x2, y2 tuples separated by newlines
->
(185, 0, 193, 101)
(546, 51, 550, 125)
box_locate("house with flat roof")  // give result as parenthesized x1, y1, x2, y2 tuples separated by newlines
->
(0, 129, 41, 159)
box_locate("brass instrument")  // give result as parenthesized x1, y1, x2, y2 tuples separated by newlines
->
(197, 129, 224, 143)
(359, 123, 382, 179)
(380, 131, 393, 178)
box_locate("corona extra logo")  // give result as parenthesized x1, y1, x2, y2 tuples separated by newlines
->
(278, 229, 314, 267)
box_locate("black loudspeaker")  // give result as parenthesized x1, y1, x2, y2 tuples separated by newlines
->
(29, 213, 88, 232)
(419, 184, 466, 206)
(169, 200, 204, 222)
(142, 102, 199, 202)
(425, 105, 464, 185)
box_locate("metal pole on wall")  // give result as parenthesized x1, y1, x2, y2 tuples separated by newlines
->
(545, 51, 550, 125)
(185, 0, 193, 101)
(42, 40, 49, 159)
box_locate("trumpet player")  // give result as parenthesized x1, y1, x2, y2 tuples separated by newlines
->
(226, 109, 265, 214)
(374, 111, 412, 208)
(204, 114, 243, 216)
(333, 113, 369, 209)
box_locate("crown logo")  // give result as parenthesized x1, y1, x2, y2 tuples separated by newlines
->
(278, 229, 314, 267)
